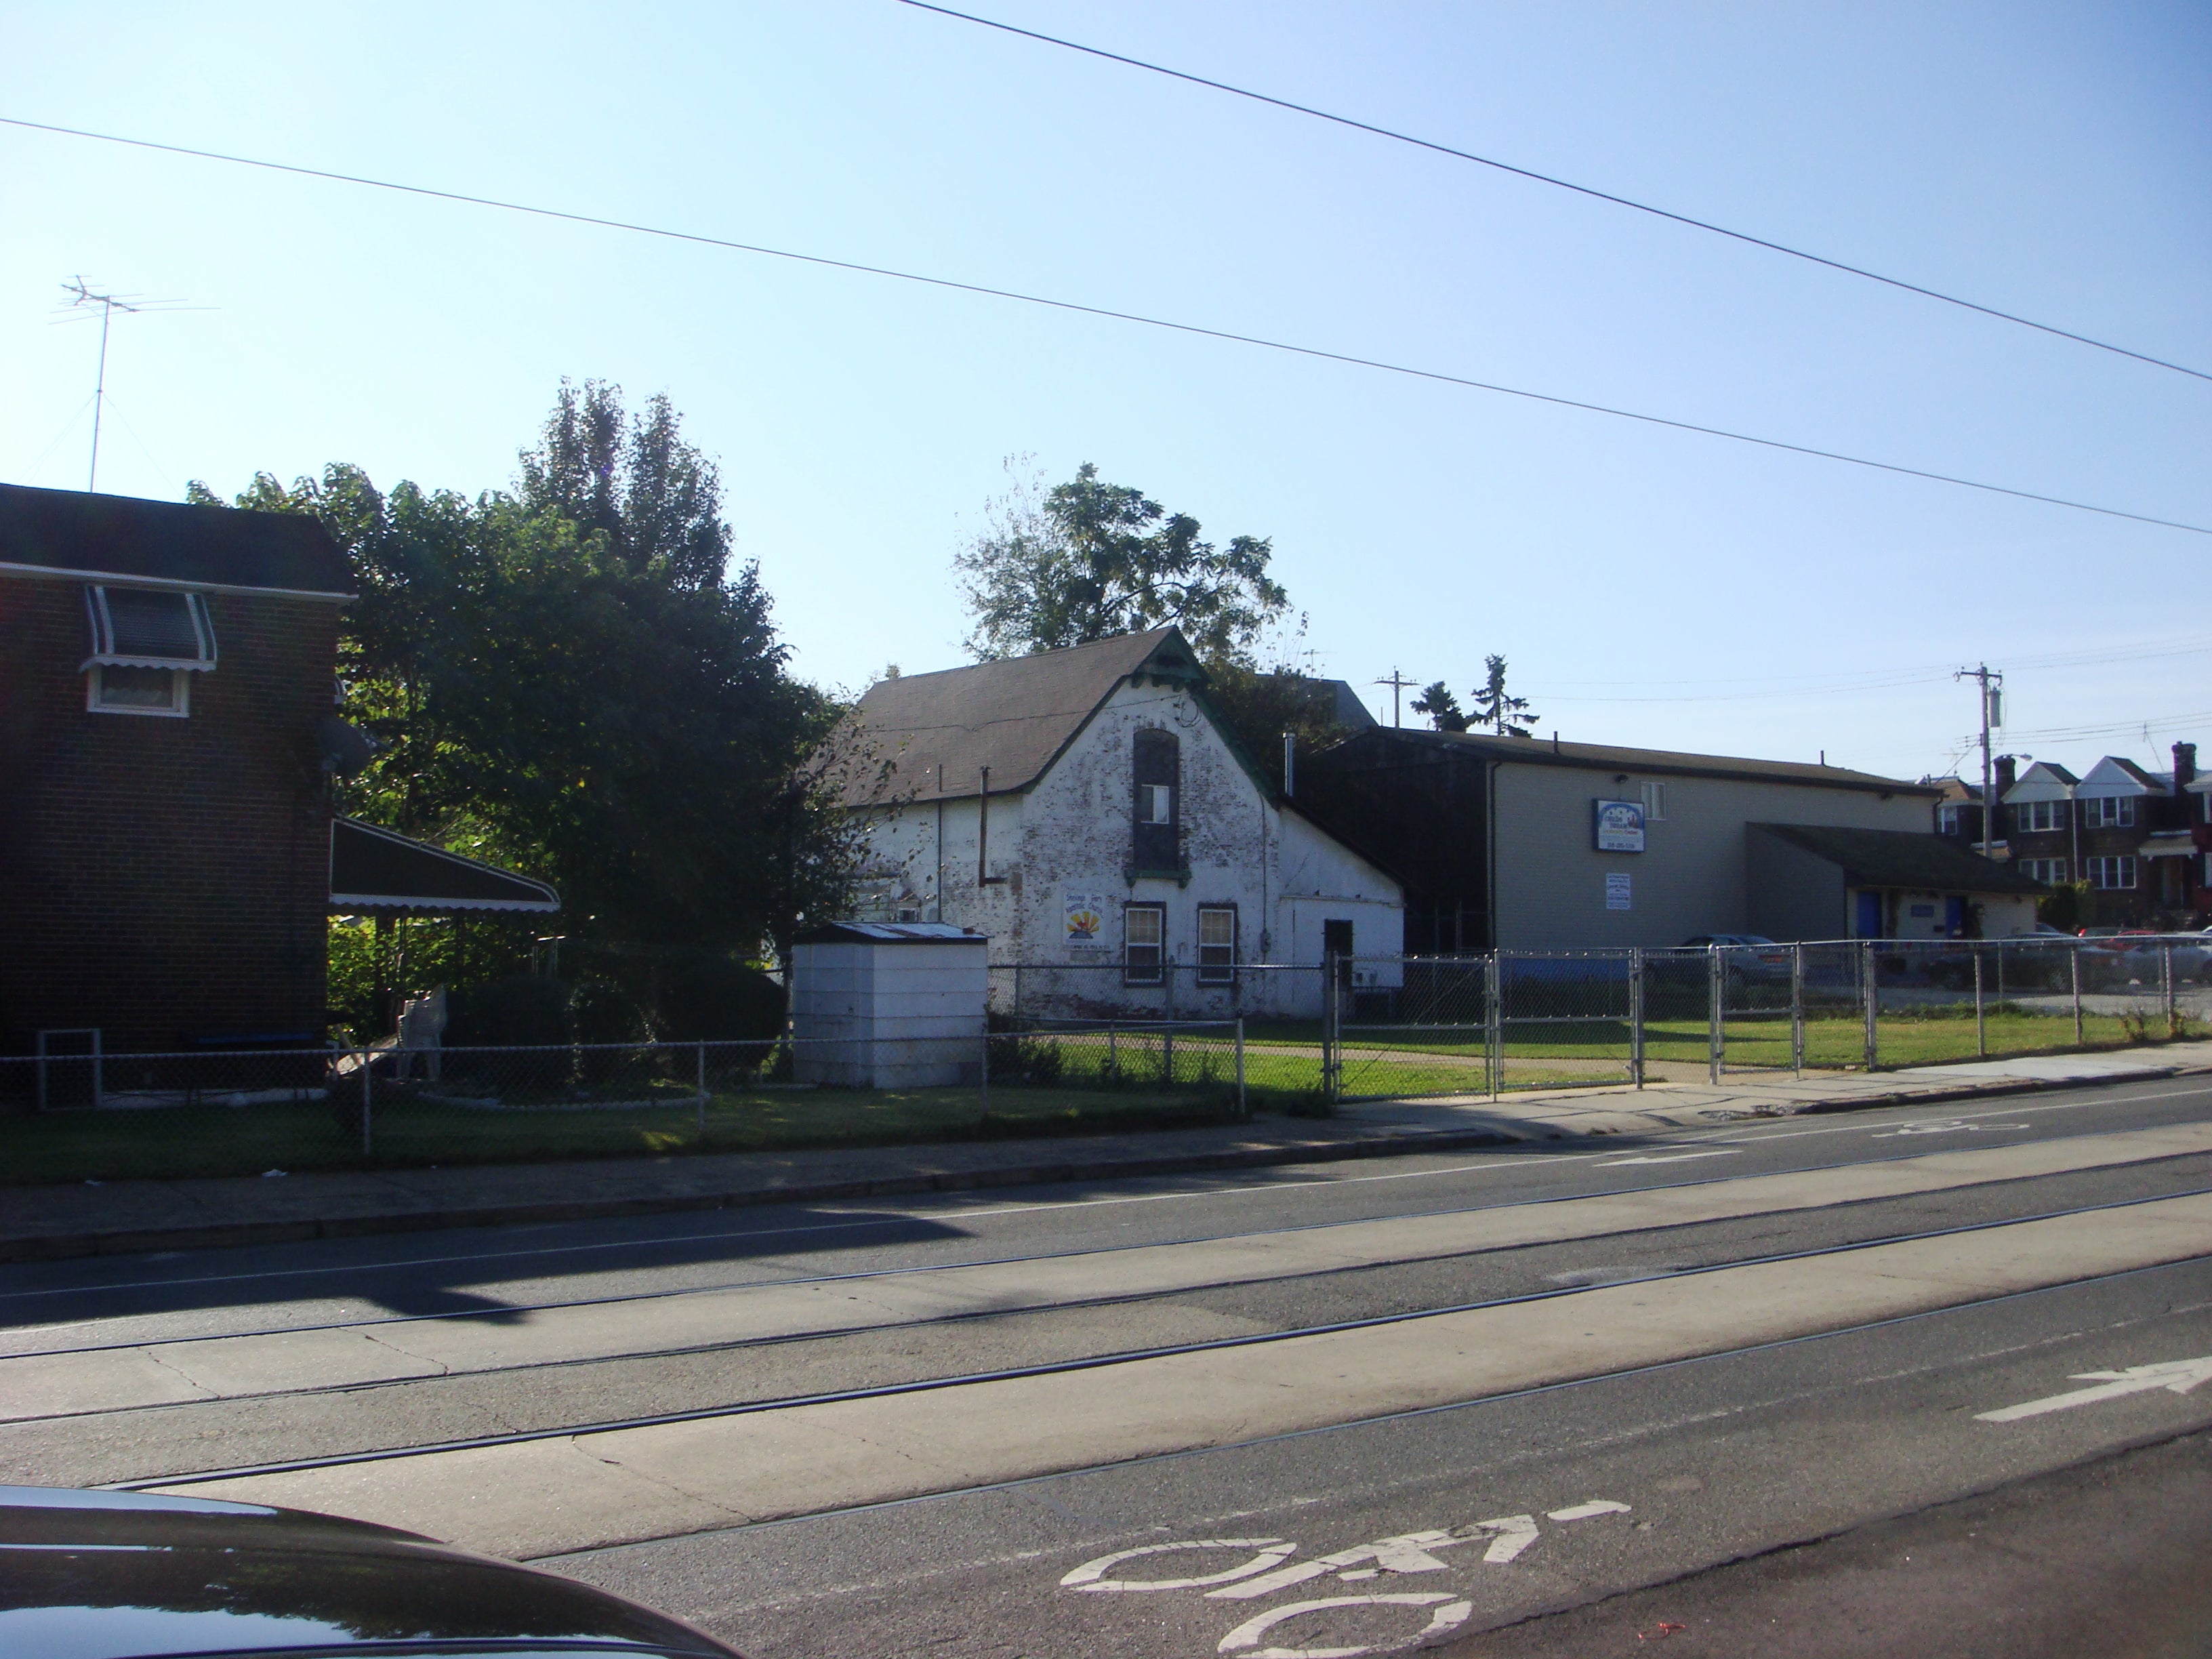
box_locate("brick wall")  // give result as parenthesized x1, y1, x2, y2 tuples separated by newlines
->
(0, 574, 341, 1053)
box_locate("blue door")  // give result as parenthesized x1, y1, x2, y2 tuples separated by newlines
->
(1856, 891, 1883, 939)
(1944, 896, 1967, 937)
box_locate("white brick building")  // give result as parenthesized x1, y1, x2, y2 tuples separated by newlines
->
(836, 628, 1401, 1017)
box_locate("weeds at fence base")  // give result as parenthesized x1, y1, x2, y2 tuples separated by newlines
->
(1, 1080, 1292, 1187)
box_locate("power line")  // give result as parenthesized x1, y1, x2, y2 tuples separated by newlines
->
(899, 1, 2212, 386)
(1528, 636, 2212, 705)
(5, 112, 2207, 539)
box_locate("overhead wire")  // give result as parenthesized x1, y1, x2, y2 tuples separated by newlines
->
(899, 1, 2212, 386)
(3, 112, 2207, 539)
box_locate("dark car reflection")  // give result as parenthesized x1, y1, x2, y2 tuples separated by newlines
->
(0, 1486, 745, 1658)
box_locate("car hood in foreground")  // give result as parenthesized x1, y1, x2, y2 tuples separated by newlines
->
(0, 1487, 740, 1658)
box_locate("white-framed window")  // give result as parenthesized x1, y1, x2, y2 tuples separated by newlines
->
(1196, 906, 1237, 984)
(2018, 857, 2068, 885)
(1936, 803, 1963, 834)
(1138, 783, 1174, 825)
(1640, 780, 1667, 821)
(1123, 903, 1165, 985)
(2015, 799, 2064, 834)
(82, 586, 216, 718)
(87, 663, 191, 716)
(2086, 856, 2137, 890)
(2082, 796, 2135, 829)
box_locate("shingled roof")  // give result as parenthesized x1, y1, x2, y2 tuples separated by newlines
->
(1750, 823, 2048, 894)
(0, 483, 353, 598)
(839, 628, 1202, 806)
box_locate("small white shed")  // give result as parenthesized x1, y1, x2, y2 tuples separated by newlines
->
(788, 921, 989, 1088)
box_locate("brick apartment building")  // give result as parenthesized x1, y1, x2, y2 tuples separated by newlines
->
(1933, 743, 2209, 926)
(1, 483, 556, 1061)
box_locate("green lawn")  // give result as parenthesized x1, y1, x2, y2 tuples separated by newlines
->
(0, 1081, 1254, 1187)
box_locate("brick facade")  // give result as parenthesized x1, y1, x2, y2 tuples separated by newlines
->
(0, 574, 343, 1053)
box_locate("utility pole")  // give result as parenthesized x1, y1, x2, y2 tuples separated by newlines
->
(1955, 664, 2003, 855)
(1374, 668, 1415, 729)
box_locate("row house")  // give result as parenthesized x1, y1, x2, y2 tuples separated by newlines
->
(1933, 743, 2208, 925)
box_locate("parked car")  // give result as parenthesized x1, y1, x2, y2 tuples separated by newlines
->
(0, 1485, 747, 1659)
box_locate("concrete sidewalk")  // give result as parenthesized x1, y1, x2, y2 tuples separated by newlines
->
(5, 1044, 2209, 1263)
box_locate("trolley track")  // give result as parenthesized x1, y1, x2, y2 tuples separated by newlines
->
(67, 1181, 2212, 1493)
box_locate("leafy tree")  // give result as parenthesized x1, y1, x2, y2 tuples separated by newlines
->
(956, 459, 1288, 663)
(1202, 658, 1360, 792)
(1469, 654, 1538, 737)
(192, 388, 863, 1027)
(1412, 681, 1468, 733)
(516, 377, 733, 590)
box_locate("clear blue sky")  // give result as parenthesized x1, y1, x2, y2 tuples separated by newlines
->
(4, 1, 2207, 782)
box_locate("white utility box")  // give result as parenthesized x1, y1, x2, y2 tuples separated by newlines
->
(787, 921, 989, 1088)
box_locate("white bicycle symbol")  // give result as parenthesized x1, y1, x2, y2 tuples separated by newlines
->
(1059, 1502, 1629, 1656)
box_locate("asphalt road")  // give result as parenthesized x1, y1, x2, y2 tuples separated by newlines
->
(6, 1074, 2212, 1657)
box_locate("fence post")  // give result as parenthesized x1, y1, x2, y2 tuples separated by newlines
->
(360, 1050, 373, 1156)
(979, 1025, 990, 1115)
(1973, 947, 1986, 1059)
(1629, 946, 1645, 1089)
(1486, 951, 1502, 1101)
(2071, 944, 2084, 1046)
(2163, 943, 2177, 1038)
(1107, 1021, 1118, 1082)
(1791, 943, 1805, 1078)
(696, 1039, 708, 1134)
(1707, 947, 1723, 1084)
(1862, 941, 1879, 1071)
(1322, 951, 1338, 1101)
(1235, 1017, 1246, 1118)
(1163, 1024, 1174, 1090)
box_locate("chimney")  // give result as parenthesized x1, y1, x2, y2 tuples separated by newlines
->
(1994, 754, 2018, 800)
(2174, 741, 2197, 790)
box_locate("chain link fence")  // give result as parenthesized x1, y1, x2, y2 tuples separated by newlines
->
(0, 1025, 1261, 1186)
(9, 935, 2204, 1183)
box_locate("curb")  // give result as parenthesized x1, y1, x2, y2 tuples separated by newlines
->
(5, 1063, 2206, 1263)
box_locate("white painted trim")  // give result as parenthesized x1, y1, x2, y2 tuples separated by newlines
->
(330, 893, 562, 914)
(0, 558, 353, 602)
(85, 663, 190, 718)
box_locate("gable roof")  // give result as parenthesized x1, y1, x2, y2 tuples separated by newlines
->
(1337, 727, 1931, 797)
(2077, 754, 2170, 798)
(1749, 823, 2048, 895)
(839, 628, 1203, 805)
(0, 483, 353, 599)
(2003, 760, 2079, 802)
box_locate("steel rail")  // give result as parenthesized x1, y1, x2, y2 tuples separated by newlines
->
(105, 1181, 2212, 1492)
(14, 1128, 2209, 1365)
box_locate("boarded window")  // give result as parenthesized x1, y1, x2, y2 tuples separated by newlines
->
(1132, 729, 1180, 870)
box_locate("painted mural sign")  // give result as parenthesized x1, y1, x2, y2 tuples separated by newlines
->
(1064, 890, 1109, 954)
(1593, 799, 1646, 854)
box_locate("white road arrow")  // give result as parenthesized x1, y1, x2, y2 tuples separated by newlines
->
(1594, 1151, 1741, 1167)
(1975, 1356, 2212, 1422)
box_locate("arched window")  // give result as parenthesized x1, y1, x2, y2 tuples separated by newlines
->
(1132, 728, 1180, 871)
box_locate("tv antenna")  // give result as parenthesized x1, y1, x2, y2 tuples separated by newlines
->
(55, 277, 201, 491)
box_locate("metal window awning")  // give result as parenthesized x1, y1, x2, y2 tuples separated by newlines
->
(2137, 833, 2198, 860)
(83, 585, 219, 671)
(329, 817, 560, 914)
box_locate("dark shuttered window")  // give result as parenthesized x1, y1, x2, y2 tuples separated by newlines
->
(1132, 728, 1180, 872)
